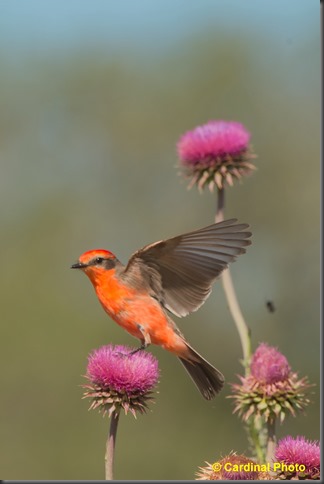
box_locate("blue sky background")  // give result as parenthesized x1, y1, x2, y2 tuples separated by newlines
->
(0, 0, 318, 56)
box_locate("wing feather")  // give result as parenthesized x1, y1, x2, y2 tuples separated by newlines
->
(122, 219, 251, 317)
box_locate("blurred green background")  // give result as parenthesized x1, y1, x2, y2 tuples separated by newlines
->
(0, 0, 320, 480)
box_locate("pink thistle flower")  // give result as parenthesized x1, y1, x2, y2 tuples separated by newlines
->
(177, 120, 256, 191)
(251, 343, 291, 384)
(229, 343, 312, 424)
(196, 452, 272, 480)
(275, 436, 320, 480)
(82, 345, 159, 417)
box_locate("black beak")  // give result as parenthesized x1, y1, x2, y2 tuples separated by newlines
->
(71, 262, 87, 269)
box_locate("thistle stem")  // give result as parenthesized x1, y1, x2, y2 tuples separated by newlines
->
(105, 410, 120, 480)
(246, 419, 267, 464)
(216, 187, 258, 461)
(215, 187, 252, 373)
(266, 418, 277, 464)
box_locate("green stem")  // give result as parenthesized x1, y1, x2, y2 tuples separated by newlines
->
(215, 187, 260, 462)
(105, 410, 120, 480)
(215, 187, 252, 372)
(266, 418, 277, 464)
(246, 419, 267, 464)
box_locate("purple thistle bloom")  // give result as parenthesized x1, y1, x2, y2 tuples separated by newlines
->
(177, 120, 255, 191)
(229, 343, 312, 424)
(196, 453, 271, 480)
(251, 342, 291, 384)
(275, 436, 320, 480)
(220, 454, 259, 480)
(178, 120, 250, 164)
(87, 345, 159, 394)
(83, 345, 159, 417)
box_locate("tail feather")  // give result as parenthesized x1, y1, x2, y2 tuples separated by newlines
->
(179, 344, 224, 400)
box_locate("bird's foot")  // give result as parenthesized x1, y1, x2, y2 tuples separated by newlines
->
(127, 323, 151, 356)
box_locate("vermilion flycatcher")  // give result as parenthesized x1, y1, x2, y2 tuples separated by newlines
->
(71, 219, 251, 399)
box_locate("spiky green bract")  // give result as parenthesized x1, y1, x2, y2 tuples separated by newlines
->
(229, 343, 312, 424)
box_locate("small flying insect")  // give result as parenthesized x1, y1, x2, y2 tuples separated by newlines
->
(266, 300, 276, 313)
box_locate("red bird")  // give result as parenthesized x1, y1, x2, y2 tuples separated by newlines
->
(71, 219, 251, 400)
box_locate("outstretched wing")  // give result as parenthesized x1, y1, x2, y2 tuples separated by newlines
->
(122, 219, 251, 317)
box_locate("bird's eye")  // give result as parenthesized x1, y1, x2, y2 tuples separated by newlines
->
(95, 257, 104, 264)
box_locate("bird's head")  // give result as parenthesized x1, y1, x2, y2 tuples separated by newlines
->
(71, 249, 118, 277)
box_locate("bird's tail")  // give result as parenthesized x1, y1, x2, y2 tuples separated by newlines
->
(178, 343, 224, 400)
